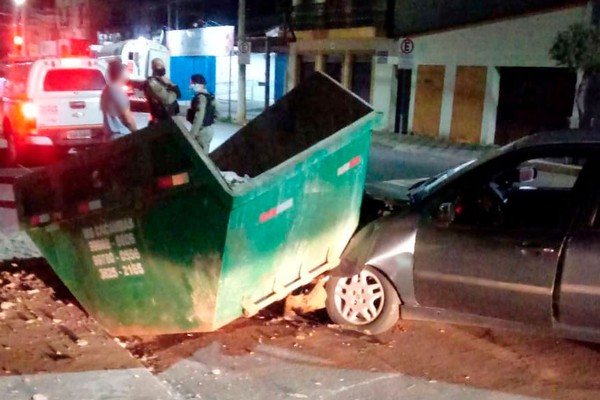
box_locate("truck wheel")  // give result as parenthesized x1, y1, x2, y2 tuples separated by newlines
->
(326, 266, 400, 335)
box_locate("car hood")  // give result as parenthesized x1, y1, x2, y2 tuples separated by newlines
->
(365, 178, 427, 203)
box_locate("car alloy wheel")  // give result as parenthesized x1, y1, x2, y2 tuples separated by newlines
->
(333, 268, 385, 325)
(326, 265, 401, 335)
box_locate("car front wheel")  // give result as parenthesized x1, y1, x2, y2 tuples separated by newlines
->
(326, 266, 400, 335)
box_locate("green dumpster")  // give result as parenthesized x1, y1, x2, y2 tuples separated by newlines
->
(14, 73, 377, 335)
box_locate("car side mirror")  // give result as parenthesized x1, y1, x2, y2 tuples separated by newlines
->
(435, 202, 456, 227)
(518, 166, 537, 183)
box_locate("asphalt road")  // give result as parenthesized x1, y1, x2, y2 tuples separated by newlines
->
(366, 143, 470, 183)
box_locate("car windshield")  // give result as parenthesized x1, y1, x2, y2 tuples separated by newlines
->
(409, 159, 477, 198)
(43, 68, 106, 92)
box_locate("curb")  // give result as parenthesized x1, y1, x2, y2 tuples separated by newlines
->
(371, 133, 492, 157)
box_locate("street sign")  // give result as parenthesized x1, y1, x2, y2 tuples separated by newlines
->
(400, 38, 414, 55)
(398, 38, 415, 69)
(239, 41, 251, 65)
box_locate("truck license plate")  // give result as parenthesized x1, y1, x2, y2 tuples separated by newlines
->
(66, 129, 92, 139)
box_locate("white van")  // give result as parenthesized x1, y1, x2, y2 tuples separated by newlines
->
(0, 58, 108, 165)
(97, 38, 170, 82)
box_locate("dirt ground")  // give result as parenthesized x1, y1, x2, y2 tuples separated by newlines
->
(123, 313, 600, 400)
(0, 259, 140, 376)
(2, 259, 600, 400)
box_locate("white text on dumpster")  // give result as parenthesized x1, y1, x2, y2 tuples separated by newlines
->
(82, 218, 146, 280)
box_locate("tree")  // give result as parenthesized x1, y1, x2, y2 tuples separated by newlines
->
(550, 23, 600, 129)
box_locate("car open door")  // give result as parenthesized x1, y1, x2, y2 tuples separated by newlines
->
(413, 151, 589, 326)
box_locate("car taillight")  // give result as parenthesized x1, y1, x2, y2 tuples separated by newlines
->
(21, 102, 38, 120)
(18, 101, 38, 134)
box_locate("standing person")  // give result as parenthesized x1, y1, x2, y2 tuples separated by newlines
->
(101, 61, 137, 138)
(186, 74, 218, 152)
(145, 58, 181, 123)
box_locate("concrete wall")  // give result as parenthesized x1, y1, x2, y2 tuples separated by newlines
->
(215, 53, 277, 105)
(404, 6, 588, 67)
(371, 61, 396, 131)
(393, 0, 584, 38)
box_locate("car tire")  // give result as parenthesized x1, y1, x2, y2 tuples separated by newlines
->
(326, 266, 401, 335)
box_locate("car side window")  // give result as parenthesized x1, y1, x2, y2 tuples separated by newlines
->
(514, 157, 583, 191)
(430, 155, 586, 229)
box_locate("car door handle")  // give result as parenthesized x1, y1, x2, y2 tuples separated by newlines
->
(69, 101, 86, 109)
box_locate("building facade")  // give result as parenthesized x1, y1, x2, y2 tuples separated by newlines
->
(289, 0, 591, 144)
(288, 0, 391, 106)
(55, 0, 94, 40)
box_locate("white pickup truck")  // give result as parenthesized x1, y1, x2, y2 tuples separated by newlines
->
(0, 57, 108, 165)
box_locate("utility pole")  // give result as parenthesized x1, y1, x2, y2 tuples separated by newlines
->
(175, 0, 180, 30)
(264, 37, 270, 109)
(236, 0, 247, 124)
(167, 1, 171, 30)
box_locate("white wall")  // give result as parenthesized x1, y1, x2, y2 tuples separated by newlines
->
(215, 53, 276, 105)
(372, 61, 396, 131)
(439, 65, 457, 139)
(402, 6, 587, 67)
(480, 67, 501, 145)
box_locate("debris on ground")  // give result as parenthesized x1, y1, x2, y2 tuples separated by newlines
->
(0, 259, 140, 375)
(3, 259, 600, 400)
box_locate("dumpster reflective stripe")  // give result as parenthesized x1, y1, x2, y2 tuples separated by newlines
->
(78, 199, 102, 214)
(260, 199, 294, 223)
(30, 213, 50, 226)
(157, 172, 190, 189)
(337, 155, 362, 176)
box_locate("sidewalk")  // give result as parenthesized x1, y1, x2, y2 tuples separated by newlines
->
(371, 131, 496, 160)
(371, 131, 580, 177)
(0, 259, 180, 400)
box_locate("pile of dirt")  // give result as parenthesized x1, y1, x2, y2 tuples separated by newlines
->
(0, 259, 140, 375)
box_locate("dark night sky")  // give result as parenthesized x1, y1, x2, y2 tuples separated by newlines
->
(116, 0, 287, 31)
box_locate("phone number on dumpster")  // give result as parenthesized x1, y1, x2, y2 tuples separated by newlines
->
(82, 218, 146, 280)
